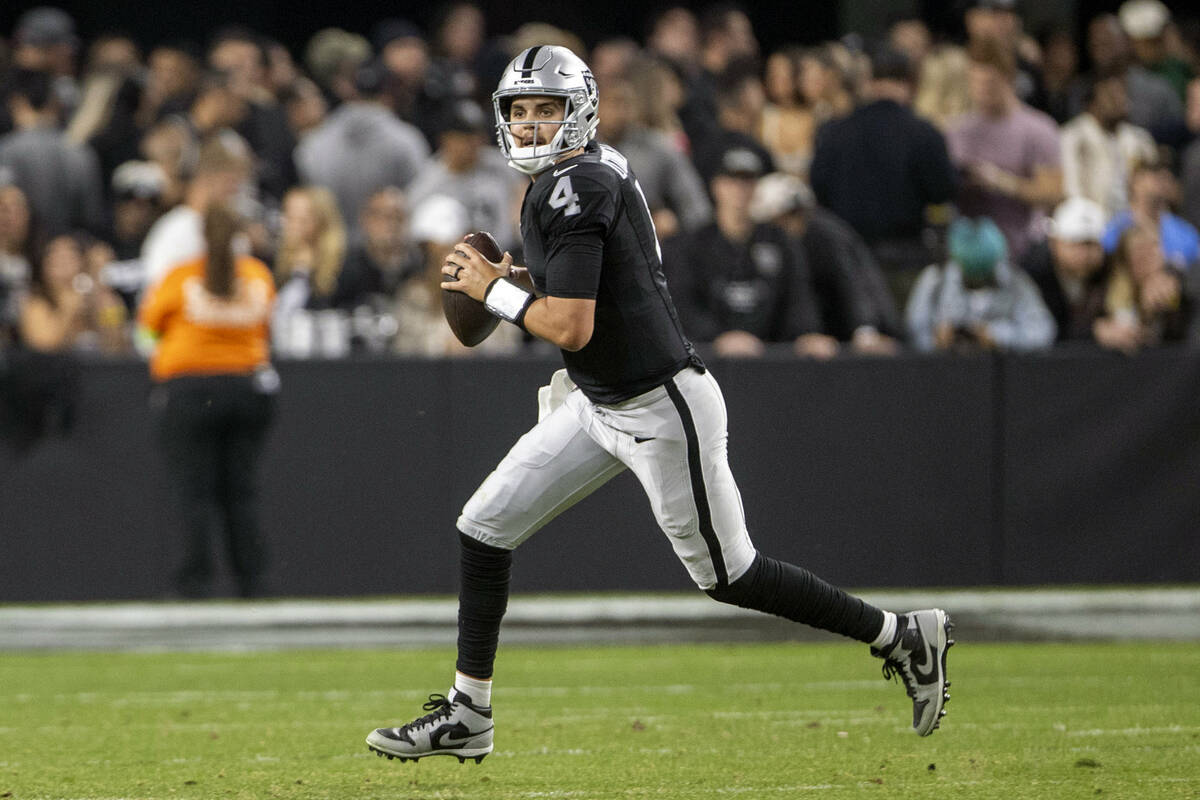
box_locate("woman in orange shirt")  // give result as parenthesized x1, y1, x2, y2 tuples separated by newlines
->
(138, 204, 278, 598)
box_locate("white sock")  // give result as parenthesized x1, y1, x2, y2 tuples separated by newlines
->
(869, 611, 898, 650)
(452, 671, 492, 706)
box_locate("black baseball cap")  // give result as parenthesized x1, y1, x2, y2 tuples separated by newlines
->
(14, 7, 76, 48)
(713, 146, 766, 179)
(442, 99, 488, 134)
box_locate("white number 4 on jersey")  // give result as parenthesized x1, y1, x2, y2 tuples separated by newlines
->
(549, 175, 581, 217)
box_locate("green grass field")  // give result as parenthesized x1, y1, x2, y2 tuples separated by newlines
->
(2, 642, 1198, 800)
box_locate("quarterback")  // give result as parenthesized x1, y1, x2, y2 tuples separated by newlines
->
(366, 46, 954, 764)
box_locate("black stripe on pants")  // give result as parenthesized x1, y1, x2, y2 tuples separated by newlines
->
(664, 378, 728, 589)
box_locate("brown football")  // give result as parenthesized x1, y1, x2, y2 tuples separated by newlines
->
(442, 231, 504, 347)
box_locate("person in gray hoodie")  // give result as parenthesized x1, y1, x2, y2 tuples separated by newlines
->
(293, 61, 429, 223)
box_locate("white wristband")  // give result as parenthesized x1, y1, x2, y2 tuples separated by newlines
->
(484, 278, 534, 327)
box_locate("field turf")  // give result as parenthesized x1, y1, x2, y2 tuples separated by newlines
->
(2, 641, 1198, 799)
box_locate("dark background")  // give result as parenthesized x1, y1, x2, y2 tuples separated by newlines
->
(1, 0, 1188, 60)
(4, 350, 1199, 602)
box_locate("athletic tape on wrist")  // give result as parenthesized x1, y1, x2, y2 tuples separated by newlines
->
(484, 278, 534, 328)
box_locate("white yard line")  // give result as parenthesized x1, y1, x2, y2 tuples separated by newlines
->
(1, 587, 1198, 651)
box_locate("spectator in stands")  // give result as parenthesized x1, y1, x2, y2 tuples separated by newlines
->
(750, 172, 901, 353)
(271, 186, 371, 358)
(760, 47, 815, 177)
(0, 68, 104, 238)
(0, 184, 34, 345)
(693, 64, 775, 190)
(276, 183, 350, 304)
(1039, 27, 1087, 124)
(180, 69, 248, 142)
(208, 27, 297, 202)
(1118, 0, 1193, 101)
(406, 99, 523, 252)
(278, 77, 327, 142)
(662, 145, 836, 359)
(393, 194, 522, 356)
(374, 18, 451, 148)
(799, 43, 858, 128)
(68, 34, 144, 193)
(590, 38, 640, 85)
(138, 117, 195, 208)
(645, 6, 701, 76)
(342, 186, 421, 302)
(1060, 71, 1157, 218)
(9, 7, 80, 120)
(294, 60, 429, 223)
(303, 28, 371, 107)
(907, 216, 1055, 352)
(430, 2, 500, 107)
(888, 16, 932, 71)
(596, 75, 711, 239)
(1102, 160, 1200, 271)
(1180, 78, 1200, 232)
(138, 203, 277, 598)
(948, 39, 1063, 260)
(1023, 197, 1113, 342)
(1087, 14, 1183, 137)
(810, 44, 956, 309)
(136, 42, 202, 128)
(105, 161, 168, 309)
(628, 56, 691, 154)
(509, 23, 586, 62)
(262, 39, 300, 96)
(19, 233, 128, 355)
(1095, 222, 1190, 351)
(961, 0, 1045, 111)
(914, 44, 971, 131)
(141, 131, 252, 290)
(674, 5, 757, 155)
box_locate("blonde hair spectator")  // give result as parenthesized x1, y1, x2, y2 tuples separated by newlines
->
(799, 43, 856, 124)
(275, 186, 347, 299)
(509, 23, 586, 61)
(914, 45, 972, 130)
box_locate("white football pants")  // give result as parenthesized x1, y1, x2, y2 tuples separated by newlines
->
(457, 366, 757, 590)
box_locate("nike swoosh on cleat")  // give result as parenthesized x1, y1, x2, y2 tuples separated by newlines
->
(429, 722, 483, 749)
(634, 436, 656, 443)
(553, 165, 578, 176)
(912, 619, 940, 682)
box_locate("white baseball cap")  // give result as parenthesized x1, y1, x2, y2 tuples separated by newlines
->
(409, 194, 470, 244)
(1118, 0, 1170, 39)
(1049, 196, 1106, 243)
(749, 172, 815, 223)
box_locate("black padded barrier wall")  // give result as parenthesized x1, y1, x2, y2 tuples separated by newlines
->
(2, 351, 1197, 601)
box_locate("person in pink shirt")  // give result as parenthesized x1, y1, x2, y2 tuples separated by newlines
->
(947, 39, 1063, 259)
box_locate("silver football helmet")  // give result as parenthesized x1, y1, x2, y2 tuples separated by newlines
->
(493, 45, 599, 176)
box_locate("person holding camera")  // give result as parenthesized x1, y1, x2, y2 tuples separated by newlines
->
(905, 215, 1056, 352)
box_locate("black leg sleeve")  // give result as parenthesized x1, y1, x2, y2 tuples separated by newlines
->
(706, 552, 885, 644)
(455, 532, 513, 679)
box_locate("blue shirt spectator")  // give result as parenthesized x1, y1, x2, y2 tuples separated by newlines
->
(1100, 160, 1200, 271)
(1101, 210, 1199, 270)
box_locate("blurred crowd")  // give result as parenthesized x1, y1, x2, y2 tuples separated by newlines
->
(2, 0, 1200, 362)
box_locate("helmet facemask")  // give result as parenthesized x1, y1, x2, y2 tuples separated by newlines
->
(494, 90, 590, 176)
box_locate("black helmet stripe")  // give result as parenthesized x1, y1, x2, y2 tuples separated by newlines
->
(519, 45, 543, 78)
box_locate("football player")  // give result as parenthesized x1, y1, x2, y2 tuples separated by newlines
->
(366, 46, 954, 764)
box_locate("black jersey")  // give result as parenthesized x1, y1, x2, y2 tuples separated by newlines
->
(521, 142, 701, 404)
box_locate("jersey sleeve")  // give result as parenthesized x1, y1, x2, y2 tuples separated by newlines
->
(536, 169, 617, 299)
(137, 268, 182, 336)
